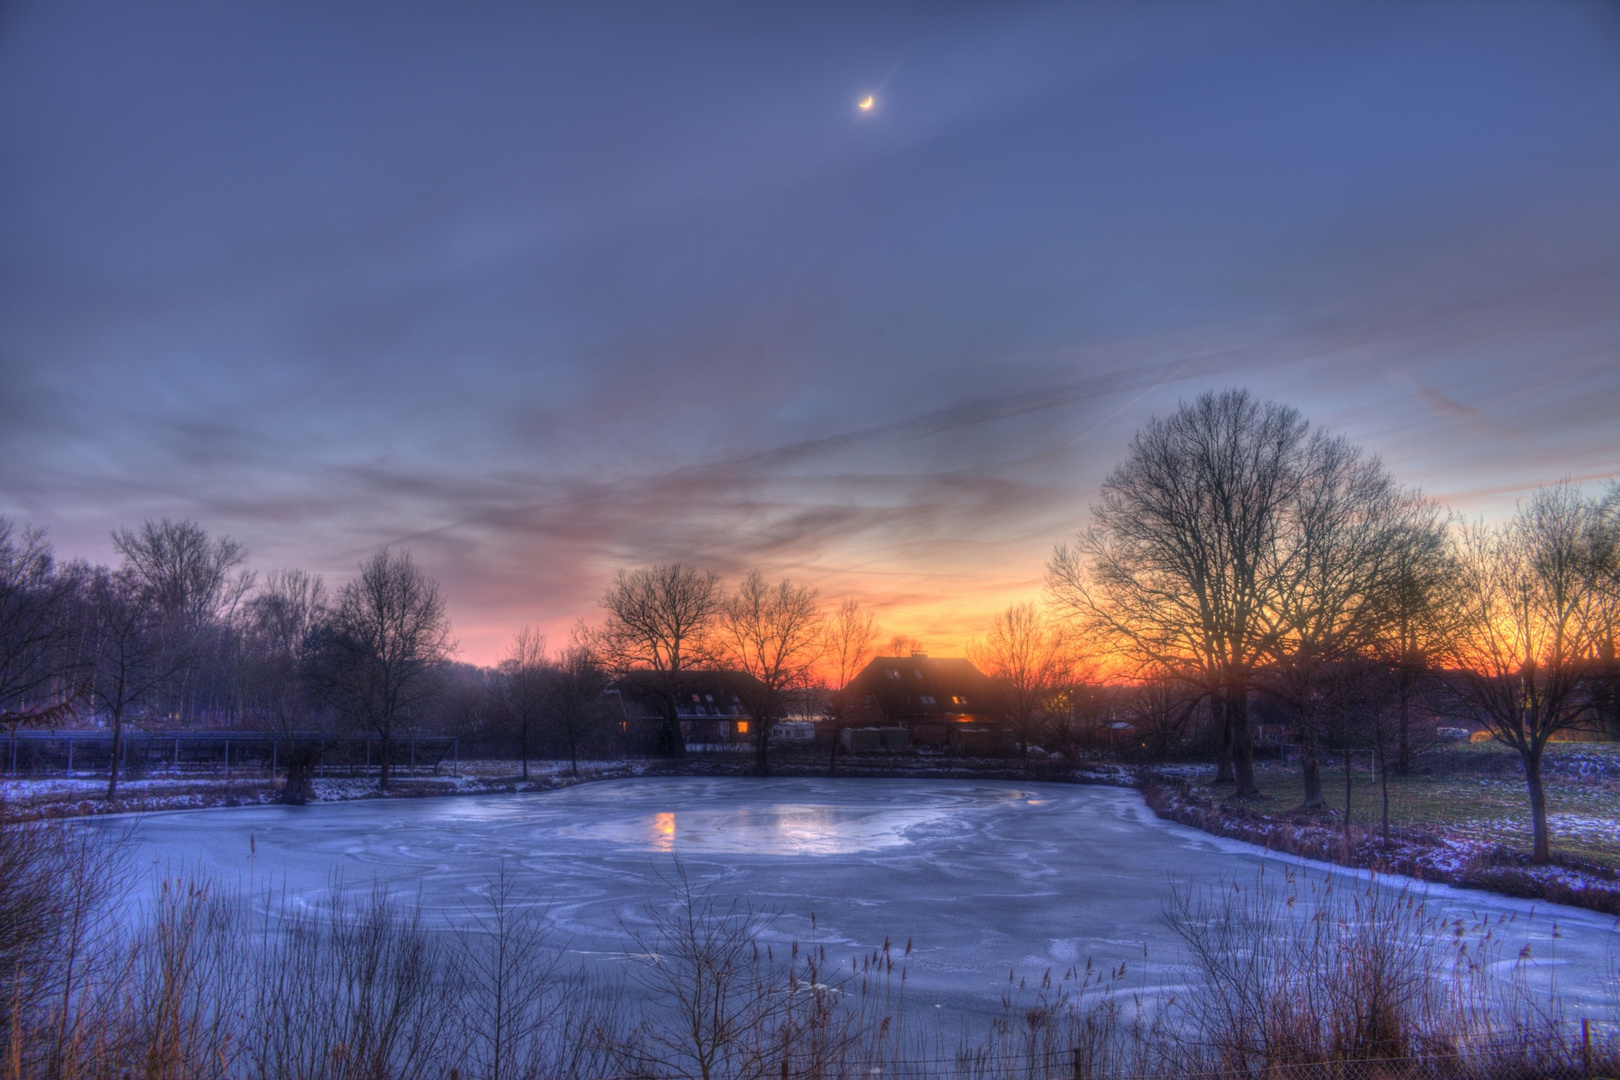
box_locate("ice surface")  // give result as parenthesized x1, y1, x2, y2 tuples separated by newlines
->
(87, 777, 1620, 1018)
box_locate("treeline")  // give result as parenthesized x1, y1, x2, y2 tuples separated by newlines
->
(4, 388, 1619, 860)
(1044, 389, 1620, 865)
(0, 522, 472, 801)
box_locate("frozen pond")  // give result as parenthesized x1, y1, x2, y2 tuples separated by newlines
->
(93, 777, 1620, 1017)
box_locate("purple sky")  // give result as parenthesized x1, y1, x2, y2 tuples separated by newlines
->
(3, 1, 1619, 664)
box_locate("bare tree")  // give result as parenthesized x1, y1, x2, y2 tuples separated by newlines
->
(967, 601, 1078, 755)
(1263, 442, 1431, 808)
(242, 569, 328, 804)
(85, 567, 190, 799)
(112, 519, 249, 629)
(318, 549, 454, 792)
(597, 564, 722, 758)
(1123, 671, 1204, 761)
(886, 634, 922, 656)
(1442, 484, 1610, 862)
(1048, 389, 1314, 796)
(823, 598, 880, 776)
(0, 519, 84, 731)
(545, 625, 610, 779)
(716, 570, 824, 775)
(1368, 512, 1463, 774)
(112, 518, 250, 723)
(499, 626, 547, 782)
(1584, 484, 1620, 738)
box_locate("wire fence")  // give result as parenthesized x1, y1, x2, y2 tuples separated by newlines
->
(575, 1025, 1620, 1080)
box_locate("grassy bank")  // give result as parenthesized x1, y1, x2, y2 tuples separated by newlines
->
(1139, 744, 1620, 917)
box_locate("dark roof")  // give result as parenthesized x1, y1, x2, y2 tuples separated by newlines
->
(608, 669, 773, 721)
(844, 655, 997, 720)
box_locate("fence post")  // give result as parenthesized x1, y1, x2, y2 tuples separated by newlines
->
(67, 737, 73, 774)
(9, 737, 15, 776)
(1072, 1046, 1083, 1080)
(1583, 1018, 1593, 1078)
(174, 737, 180, 771)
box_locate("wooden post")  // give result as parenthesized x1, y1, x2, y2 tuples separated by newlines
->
(9, 737, 15, 775)
(1583, 1018, 1592, 1078)
(1072, 1046, 1083, 1080)
(174, 737, 180, 771)
(66, 737, 73, 774)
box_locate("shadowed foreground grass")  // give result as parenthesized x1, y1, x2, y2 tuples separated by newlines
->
(2, 815, 1616, 1080)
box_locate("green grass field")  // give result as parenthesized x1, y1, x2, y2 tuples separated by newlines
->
(1187, 743, 1620, 868)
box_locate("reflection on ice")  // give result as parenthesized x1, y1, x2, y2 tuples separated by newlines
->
(600, 804, 940, 855)
(652, 812, 675, 852)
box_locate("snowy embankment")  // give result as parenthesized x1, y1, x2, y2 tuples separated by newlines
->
(1136, 772, 1620, 917)
(0, 760, 659, 820)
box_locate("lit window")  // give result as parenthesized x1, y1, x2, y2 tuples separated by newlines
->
(736, 721, 749, 734)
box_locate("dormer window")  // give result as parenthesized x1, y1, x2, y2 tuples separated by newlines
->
(919, 695, 937, 705)
(914, 670, 923, 679)
(886, 669, 902, 679)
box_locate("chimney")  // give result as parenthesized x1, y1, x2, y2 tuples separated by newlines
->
(911, 651, 927, 659)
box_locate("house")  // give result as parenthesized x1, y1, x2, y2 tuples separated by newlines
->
(837, 653, 1006, 753)
(607, 670, 774, 750)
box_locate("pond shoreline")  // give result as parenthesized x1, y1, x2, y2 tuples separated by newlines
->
(10, 754, 1620, 918)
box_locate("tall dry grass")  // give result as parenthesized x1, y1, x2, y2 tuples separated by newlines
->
(0, 815, 1613, 1080)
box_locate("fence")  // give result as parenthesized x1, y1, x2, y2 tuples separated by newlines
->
(618, 1026, 1620, 1080)
(0, 729, 459, 780)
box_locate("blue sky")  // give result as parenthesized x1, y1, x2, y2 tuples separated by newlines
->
(3, 1, 1618, 661)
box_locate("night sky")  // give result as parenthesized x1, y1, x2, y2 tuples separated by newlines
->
(3, 2, 1619, 664)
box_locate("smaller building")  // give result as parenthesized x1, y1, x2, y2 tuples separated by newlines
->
(608, 670, 772, 750)
(838, 653, 1006, 753)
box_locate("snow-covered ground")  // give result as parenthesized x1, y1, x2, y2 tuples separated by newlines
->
(83, 777, 1620, 1020)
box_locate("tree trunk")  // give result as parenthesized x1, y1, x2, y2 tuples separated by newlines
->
(1523, 748, 1550, 864)
(1230, 689, 1258, 797)
(1213, 695, 1235, 784)
(520, 718, 530, 781)
(659, 695, 685, 759)
(827, 726, 840, 777)
(755, 718, 771, 777)
(105, 709, 124, 801)
(1298, 703, 1324, 808)
(1396, 666, 1412, 777)
(1377, 725, 1391, 848)
(568, 725, 579, 779)
(1342, 746, 1354, 849)
(279, 741, 315, 805)
(378, 729, 392, 792)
